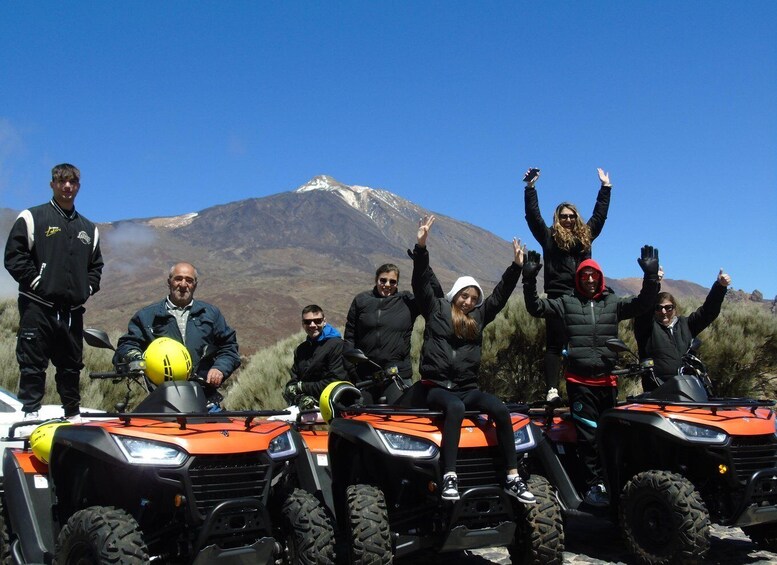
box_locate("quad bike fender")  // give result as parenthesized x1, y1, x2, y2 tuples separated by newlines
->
(2, 449, 56, 563)
(530, 434, 583, 513)
(290, 430, 332, 508)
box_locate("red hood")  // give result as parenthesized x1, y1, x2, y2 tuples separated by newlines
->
(576, 258, 605, 299)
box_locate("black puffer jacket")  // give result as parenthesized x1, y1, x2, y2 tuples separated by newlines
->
(290, 328, 349, 399)
(345, 289, 419, 380)
(635, 282, 727, 385)
(524, 259, 659, 378)
(4, 200, 103, 308)
(412, 245, 521, 390)
(524, 184, 610, 297)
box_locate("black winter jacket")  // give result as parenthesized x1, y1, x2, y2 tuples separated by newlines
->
(4, 200, 103, 308)
(524, 259, 659, 379)
(344, 288, 420, 380)
(635, 282, 727, 386)
(412, 245, 521, 390)
(290, 330, 349, 399)
(524, 184, 610, 297)
(114, 299, 241, 381)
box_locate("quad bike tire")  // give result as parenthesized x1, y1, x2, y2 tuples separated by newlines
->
(281, 488, 336, 564)
(742, 522, 777, 551)
(510, 475, 565, 564)
(619, 470, 710, 564)
(55, 505, 149, 564)
(345, 484, 392, 564)
(0, 497, 11, 565)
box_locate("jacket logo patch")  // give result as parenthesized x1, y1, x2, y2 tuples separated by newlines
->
(45, 226, 61, 237)
(77, 231, 92, 245)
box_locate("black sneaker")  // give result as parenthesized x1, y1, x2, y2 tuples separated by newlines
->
(505, 477, 536, 504)
(441, 474, 460, 501)
(584, 483, 609, 507)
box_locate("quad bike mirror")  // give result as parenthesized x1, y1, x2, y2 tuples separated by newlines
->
(84, 328, 115, 350)
(606, 338, 629, 354)
(343, 346, 382, 371)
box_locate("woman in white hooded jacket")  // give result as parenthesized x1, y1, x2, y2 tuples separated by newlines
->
(410, 215, 535, 504)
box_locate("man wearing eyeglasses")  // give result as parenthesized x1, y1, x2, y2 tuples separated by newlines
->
(634, 267, 731, 392)
(284, 304, 349, 408)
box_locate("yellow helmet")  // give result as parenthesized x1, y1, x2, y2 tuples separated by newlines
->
(30, 421, 72, 464)
(319, 381, 363, 423)
(144, 337, 192, 385)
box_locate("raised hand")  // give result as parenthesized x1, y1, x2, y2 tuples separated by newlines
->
(417, 215, 436, 248)
(522, 250, 542, 280)
(512, 238, 527, 267)
(597, 168, 611, 187)
(638, 245, 659, 276)
(717, 268, 732, 287)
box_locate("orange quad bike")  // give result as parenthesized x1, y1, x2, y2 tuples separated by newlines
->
(526, 338, 777, 564)
(312, 349, 565, 564)
(0, 329, 335, 565)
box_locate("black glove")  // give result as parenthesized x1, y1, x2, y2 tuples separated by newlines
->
(124, 349, 143, 361)
(298, 395, 318, 410)
(522, 250, 542, 280)
(283, 381, 303, 404)
(637, 245, 660, 276)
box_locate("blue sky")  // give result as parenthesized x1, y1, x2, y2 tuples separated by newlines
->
(2, 2, 775, 296)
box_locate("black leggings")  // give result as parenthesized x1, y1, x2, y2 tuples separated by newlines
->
(544, 316, 566, 389)
(425, 386, 518, 475)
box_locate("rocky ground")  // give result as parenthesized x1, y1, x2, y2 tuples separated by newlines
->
(397, 518, 777, 564)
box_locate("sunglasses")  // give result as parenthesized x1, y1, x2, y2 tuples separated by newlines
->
(559, 213, 577, 220)
(378, 277, 398, 286)
(655, 304, 675, 312)
(302, 317, 324, 326)
(579, 271, 600, 280)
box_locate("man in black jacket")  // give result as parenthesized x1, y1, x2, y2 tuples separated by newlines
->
(523, 247, 660, 507)
(635, 267, 731, 391)
(4, 163, 104, 422)
(284, 305, 349, 409)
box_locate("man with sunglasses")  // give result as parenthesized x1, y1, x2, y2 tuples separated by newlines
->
(284, 304, 349, 408)
(522, 245, 660, 507)
(634, 267, 731, 392)
(344, 263, 442, 404)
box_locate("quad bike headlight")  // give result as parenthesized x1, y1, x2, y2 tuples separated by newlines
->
(376, 430, 438, 458)
(669, 419, 727, 444)
(513, 424, 537, 453)
(114, 436, 188, 466)
(268, 431, 298, 460)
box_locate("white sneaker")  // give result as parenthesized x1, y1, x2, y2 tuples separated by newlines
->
(66, 414, 83, 424)
(17, 411, 40, 438)
(441, 474, 460, 501)
(505, 476, 536, 504)
(546, 388, 560, 403)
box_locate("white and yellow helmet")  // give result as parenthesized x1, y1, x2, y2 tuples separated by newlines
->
(319, 381, 363, 423)
(30, 421, 72, 464)
(144, 337, 192, 385)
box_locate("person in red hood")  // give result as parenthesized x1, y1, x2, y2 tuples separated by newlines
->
(522, 246, 660, 507)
